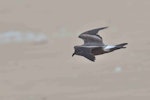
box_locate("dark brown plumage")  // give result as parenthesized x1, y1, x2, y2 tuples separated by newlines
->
(72, 27, 128, 62)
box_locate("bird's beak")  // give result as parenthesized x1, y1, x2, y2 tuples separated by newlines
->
(72, 52, 75, 57)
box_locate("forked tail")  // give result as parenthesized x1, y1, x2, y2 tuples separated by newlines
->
(115, 43, 128, 48)
(110, 43, 128, 51)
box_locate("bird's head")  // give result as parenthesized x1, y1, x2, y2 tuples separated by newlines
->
(72, 46, 83, 57)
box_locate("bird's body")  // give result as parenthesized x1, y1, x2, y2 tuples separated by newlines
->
(72, 27, 128, 62)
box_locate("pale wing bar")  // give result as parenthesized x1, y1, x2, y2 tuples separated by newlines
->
(78, 27, 108, 46)
(80, 34, 104, 46)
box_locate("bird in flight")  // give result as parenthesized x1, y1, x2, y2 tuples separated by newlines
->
(72, 27, 128, 62)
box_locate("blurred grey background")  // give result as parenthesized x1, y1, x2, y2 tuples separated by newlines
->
(0, 0, 150, 100)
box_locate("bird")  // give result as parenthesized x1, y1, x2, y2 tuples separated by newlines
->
(72, 27, 128, 62)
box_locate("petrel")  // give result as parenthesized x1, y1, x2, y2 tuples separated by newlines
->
(72, 27, 128, 62)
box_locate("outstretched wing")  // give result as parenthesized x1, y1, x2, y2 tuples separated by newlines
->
(80, 27, 108, 38)
(83, 53, 95, 62)
(79, 27, 108, 46)
(78, 46, 96, 62)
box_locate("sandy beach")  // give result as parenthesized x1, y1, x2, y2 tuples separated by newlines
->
(0, 0, 150, 100)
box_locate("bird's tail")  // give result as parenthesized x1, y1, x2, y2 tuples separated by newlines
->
(116, 43, 128, 48)
(110, 43, 128, 51)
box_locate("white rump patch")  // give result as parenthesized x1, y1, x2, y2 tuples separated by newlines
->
(105, 45, 115, 49)
(104, 45, 115, 51)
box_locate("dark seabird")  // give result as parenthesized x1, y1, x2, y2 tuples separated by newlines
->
(72, 27, 128, 62)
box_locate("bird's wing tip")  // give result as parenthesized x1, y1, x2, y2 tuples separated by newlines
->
(100, 26, 109, 29)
